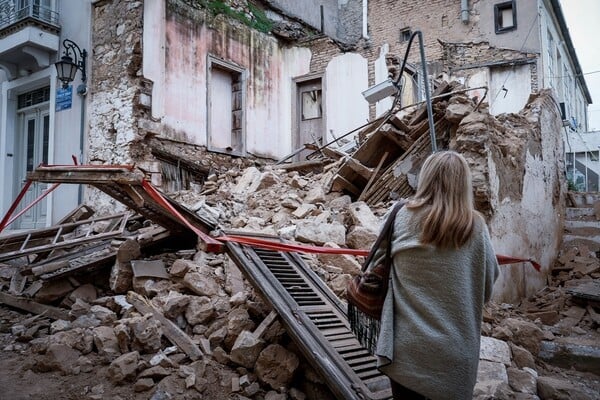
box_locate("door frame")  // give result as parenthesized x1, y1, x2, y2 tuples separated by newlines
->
(14, 105, 50, 229)
(206, 54, 247, 156)
(292, 73, 325, 158)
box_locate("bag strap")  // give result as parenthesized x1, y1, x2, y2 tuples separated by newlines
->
(362, 201, 405, 272)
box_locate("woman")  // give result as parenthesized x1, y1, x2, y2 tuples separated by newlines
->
(376, 150, 500, 400)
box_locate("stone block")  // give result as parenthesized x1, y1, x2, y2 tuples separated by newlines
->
(295, 220, 346, 245)
(185, 296, 215, 326)
(479, 336, 511, 366)
(346, 226, 378, 250)
(183, 270, 220, 297)
(93, 326, 121, 361)
(35, 279, 73, 303)
(348, 201, 380, 232)
(317, 242, 362, 275)
(108, 351, 140, 384)
(507, 367, 537, 394)
(473, 360, 508, 399)
(255, 344, 299, 390)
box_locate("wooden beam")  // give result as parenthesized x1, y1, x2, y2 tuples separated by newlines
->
(27, 169, 145, 184)
(276, 160, 324, 172)
(389, 114, 411, 131)
(122, 185, 145, 208)
(253, 310, 278, 340)
(331, 175, 361, 196)
(151, 147, 210, 177)
(344, 158, 373, 180)
(358, 152, 389, 202)
(127, 291, 203, 361)
(0, 291, 71, 320)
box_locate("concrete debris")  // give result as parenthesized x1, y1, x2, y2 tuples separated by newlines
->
(1, 82, 599, 399)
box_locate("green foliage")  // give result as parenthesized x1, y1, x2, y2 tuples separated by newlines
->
(247, 3, 273, 33)
(567, 179, 578, 191)
(198, 0, 273, 33)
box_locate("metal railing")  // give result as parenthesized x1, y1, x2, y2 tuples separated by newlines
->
(0, 1, 59, 30)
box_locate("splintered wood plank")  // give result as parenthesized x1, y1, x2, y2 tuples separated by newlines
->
(25, 166, 221, 253)
(122, 185, 145, 208)
(276, 160, 325, 172)
(330, 175, 361, 196)
(253, 310, 278, 340)
(127, 291, 203, 361)
(150, 147, 210, 176)
(0, 214, 128, 262)
(344, 158, 373, 180)
(0, 291, 71, 320)
(57, 205, 95, 224)
(358, 152, 388, 202)
(27, 168, 145, 184)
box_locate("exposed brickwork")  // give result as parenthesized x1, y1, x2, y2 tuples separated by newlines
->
(306, 36, 342, 74)
(364, 0, 539, 93)
(441, 41, 536, 68)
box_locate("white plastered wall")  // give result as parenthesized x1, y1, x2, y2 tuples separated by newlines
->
(489, 64, 532, 116)
(374, 44, 393, 117)
(144, 10, 311, 160)
(0, 0, 91, 228)
(325, 53, 369, 146)
(489, 99, 564, 303)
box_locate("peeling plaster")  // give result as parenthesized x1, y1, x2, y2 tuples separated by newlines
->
(159, 1, 311, 158)
(453, 89, 564, 303)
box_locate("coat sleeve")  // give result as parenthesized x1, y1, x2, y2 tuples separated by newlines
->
(365, 202, 409, 272)
(482, 224, 500, 302)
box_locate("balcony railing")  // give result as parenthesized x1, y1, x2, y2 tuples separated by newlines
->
(0, 1, 59, 31)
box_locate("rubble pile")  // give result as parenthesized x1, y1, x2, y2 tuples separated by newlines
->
(1, 83, 599, 399)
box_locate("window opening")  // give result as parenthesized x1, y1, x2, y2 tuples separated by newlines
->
(17, 86, 50, 109)
(301, 89, 322, 120)
(547, 31, 554, 88)
(399, 28, 412, 43)
(494, 1, 516, 33)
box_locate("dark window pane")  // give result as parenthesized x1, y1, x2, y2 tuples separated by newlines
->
(27, 119, 35, 171)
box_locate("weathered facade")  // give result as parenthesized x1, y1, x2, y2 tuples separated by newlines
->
(0, 0, 592, 303)
(0, 0, 93, 229)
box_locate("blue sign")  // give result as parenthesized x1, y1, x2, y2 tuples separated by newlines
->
(56, 85, 72, 111)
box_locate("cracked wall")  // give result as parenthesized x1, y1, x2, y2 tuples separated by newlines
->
(86, 0, 148, 212)
(455, 90, 566, 303)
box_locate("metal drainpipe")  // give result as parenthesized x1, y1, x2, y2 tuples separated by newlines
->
(77, 84, 87, 204)
(362, 0, 369, 39)
(461, 0, 469, 24)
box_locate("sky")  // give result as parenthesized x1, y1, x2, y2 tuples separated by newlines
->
(560, 0, 600, 131)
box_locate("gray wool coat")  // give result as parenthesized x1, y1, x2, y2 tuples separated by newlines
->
(375, 206, 500, 400)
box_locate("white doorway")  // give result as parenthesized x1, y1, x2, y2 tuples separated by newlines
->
(207, 56, 245, 156)
(14, 106, 50, 229)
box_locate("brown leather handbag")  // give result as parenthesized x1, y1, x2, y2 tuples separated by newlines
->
(347, 201, 403, 354)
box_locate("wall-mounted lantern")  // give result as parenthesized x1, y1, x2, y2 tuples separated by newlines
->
(55, 39, 87, 89)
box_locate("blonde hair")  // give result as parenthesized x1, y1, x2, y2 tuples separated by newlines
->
(407, 150, 475, 249)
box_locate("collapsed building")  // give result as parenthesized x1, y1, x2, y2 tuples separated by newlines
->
(1, 86, 599, 399)
(0, 0, 592, 301)
(75, 0, 586, 303)
(0, 0, 599, 399)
